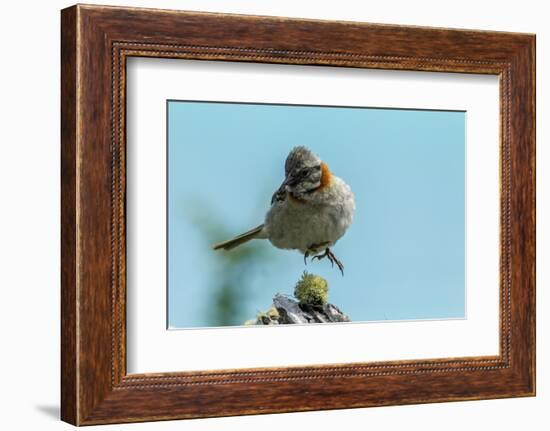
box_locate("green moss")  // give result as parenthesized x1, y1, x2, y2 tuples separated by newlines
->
(264, 306, 280, 320)
(253, 305, 280, 325)
(294, 272, 329, 306)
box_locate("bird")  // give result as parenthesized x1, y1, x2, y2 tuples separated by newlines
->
(212, 146, 355, 275)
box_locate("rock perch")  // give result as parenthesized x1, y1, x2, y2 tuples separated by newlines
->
(246, 272, 350, 325)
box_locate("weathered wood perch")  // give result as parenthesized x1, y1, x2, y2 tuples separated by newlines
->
(246, 272, 350, 325)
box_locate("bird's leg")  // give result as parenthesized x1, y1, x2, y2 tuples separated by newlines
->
(306, 241, 330, 263)
(304, 250, 309, 265)
(311, 248, 332, 265)
(312, 247, 345, 276)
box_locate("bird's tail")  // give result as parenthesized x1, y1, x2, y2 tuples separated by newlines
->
(212, 224, 266, 251)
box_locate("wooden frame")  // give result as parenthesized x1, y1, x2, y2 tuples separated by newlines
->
(61, 4, 535, 425)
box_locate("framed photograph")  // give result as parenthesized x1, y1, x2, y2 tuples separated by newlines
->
(61, 4, 535, 425)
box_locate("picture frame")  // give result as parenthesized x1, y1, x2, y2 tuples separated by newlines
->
(61, 4, 535, 425)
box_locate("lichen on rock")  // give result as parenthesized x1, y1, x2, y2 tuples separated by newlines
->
(245, 272, 350, 325)
(256, 306, 280, 325)
(294, 271, 329, 306)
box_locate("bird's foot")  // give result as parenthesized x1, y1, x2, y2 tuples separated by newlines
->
(312, 247, 344, 276)
(304, 242, 329, 266)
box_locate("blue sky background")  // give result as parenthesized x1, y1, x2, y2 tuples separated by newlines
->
(168, 101, 465, 328)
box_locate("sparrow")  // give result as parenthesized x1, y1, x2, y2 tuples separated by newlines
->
(212, 146, 355, 275)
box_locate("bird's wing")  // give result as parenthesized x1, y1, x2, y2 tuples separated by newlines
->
(271, 183, 287, 205)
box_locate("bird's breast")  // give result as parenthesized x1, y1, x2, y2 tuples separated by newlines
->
(265, 176, 355, 254)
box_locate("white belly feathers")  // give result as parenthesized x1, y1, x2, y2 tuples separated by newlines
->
(264, 176, 355, 254)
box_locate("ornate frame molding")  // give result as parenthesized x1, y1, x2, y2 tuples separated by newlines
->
(61, 5, 535, 425)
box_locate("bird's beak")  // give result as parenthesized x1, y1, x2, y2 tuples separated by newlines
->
(282, 173, 299, 188)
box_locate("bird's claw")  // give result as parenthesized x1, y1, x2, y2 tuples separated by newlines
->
(328, 250, 345, 276)
(309, 248, 344, 276)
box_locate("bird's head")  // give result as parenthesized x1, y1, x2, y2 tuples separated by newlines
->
(282, 146, 331, 197)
